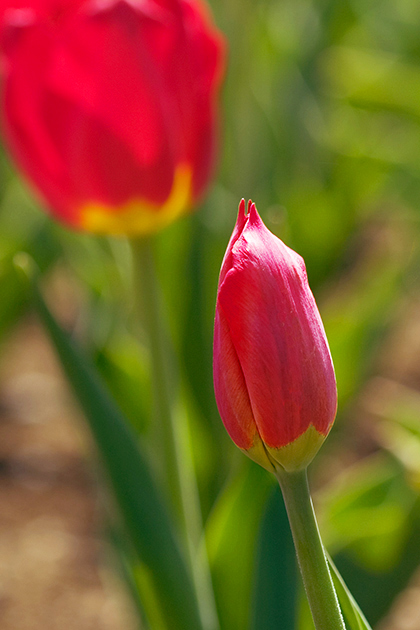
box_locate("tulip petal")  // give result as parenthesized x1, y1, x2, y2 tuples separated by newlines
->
(213, 306, 258, 451)
(214, 306, 275, 472)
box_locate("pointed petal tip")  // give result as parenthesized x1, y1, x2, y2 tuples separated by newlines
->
(248, 201, 263, 227)
(234, 198, 247, 233)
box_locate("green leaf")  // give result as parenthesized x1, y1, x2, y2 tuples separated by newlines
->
(31, 279, 204, 630)
(206, 461, 274, 630)
(327, 554, 372, 630)
(318, 452, 420, 624)
(106, 524, 149, 630)
(0, 261, 28, 339)
(250, 486, 298, 630)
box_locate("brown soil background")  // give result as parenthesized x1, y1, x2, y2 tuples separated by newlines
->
(0, 317, 139, 630)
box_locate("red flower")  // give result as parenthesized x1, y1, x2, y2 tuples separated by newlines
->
(213, 200, 337, 472)
(0, 0, 225, 234)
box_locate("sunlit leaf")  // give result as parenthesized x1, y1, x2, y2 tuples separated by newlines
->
(327, 553, 372, 630)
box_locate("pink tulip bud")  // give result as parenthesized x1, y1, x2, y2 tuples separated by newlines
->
(213, 200, 337, 472)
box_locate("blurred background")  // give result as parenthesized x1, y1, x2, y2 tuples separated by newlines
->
(2, 0, 420, 628)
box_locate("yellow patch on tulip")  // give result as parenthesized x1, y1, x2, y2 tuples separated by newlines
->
(245, 439, 276, 473)
(79, 164, 192, 236)
(266, 425, 327, 472)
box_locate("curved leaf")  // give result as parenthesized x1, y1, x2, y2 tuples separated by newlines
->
(31, 278, 204, 630)
(327, 553, 372, 630)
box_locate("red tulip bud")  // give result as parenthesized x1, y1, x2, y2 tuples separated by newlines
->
(213, 200, 337, 472)
(0, 0, 225, 235)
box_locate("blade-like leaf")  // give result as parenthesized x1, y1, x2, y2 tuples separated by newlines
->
(107, 524, 149, 630)
(0, 261, 28, 338)
(206, 461, 274, 629)
(31, 279, 204, 630)
(327, 554, 372, 630)
(250, 486, 298, 630)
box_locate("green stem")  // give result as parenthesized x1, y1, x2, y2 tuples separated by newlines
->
(275, 467, 346, 630)
(130, 237, 181, 510)
(130, 237, 220, 630)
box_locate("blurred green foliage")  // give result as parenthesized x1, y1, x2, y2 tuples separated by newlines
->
(3, 0, 420, 627)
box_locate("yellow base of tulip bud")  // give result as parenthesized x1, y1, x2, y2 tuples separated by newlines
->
(79, 164, 192, 236)
(267, 425, 326, 472)
(246, 439, 276, 472)
(245, 425, 326, 473)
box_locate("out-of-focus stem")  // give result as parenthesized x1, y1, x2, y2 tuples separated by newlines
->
(275, 467, 345, 630)
(130, 236, 220, 630)
(130, 237, 180, 510)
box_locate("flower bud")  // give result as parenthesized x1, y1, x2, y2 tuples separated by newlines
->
(0, 0, 225, 235)
(213, 200, 337, 472)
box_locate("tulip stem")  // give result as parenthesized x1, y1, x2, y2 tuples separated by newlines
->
(130, 237, 220, 630)
(275, 467, 345, 630)
(130, 237, 180, 510)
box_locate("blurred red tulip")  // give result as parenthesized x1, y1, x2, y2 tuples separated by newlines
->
(213, 200, 337, 472)
(0, 0, 225, 234)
